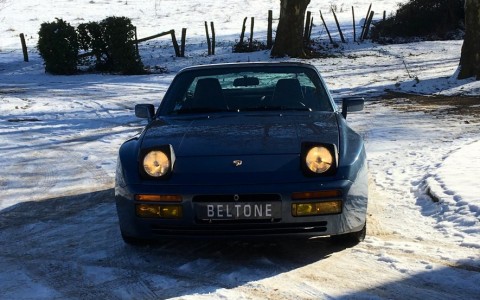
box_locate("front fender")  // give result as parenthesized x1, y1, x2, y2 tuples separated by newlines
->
(117, 138, 142, 186)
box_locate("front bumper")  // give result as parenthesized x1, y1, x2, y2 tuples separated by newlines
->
(115, 177, 368, 240)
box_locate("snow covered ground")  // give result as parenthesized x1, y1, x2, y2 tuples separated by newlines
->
(1, 0, 480, 299)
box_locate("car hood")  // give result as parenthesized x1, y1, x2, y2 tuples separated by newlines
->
(140, 112, 339, 156)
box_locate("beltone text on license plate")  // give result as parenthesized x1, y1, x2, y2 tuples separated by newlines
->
(196, 202, 281, 220)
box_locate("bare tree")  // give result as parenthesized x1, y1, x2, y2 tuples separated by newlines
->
(458, 0, 480, 79)
(271, 0, 310, 58)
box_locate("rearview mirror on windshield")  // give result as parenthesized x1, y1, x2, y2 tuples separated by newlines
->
(233, 77, 260, 87)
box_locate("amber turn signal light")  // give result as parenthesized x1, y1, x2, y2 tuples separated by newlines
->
(135, 194, 182, 202)
(291, 190, 342, 200)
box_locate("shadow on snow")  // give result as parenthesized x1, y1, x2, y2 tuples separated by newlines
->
(1, 189, 479, 299)
(0, 189, 351, 298)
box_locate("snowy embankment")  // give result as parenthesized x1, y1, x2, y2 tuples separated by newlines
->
(427, 140, 480, 249)
(1, 0, 480, 299)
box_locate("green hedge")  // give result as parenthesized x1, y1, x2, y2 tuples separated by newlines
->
(100, 17, 144, 74)
(37, 18, 79, 75)
(38, 16, 144, 75)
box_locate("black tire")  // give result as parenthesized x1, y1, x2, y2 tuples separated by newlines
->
(330, 222, 366, 246)
(121, 232, 150, 246)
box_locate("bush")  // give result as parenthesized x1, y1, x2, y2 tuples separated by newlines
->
(38, 16, 144, 75)
(99, 17, 144, 74)
(232, 40, 267, 53)
(371, 0, 464, 42)
(77, 17, 144, 74)
(77, 22, 106, 70)
(37, 18, 79, 74)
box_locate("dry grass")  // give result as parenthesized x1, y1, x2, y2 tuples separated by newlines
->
(381, 92, 480, 124)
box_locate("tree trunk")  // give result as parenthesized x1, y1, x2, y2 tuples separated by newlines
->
(458, 0, 480, 80)
(271, 0, 310, 58)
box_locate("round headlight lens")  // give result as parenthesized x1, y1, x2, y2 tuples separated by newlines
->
(143, 151, 170, 177)
(305, 146, 333, 173)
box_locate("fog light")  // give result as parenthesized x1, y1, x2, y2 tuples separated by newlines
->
(292, 201, 342, 216)
(136, 204, 183, 218)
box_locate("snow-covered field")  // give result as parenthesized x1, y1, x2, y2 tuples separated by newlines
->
(1, 0, 479, 299)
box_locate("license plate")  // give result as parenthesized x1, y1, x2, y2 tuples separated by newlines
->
(196, 202, 281, 220)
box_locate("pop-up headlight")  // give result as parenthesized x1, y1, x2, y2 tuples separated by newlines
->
(140, 145, 176, 178)
(301, 142, 337, 176)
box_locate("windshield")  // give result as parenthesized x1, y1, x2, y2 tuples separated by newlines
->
(160, 65, 334, 115)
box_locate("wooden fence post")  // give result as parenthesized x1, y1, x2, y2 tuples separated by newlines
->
(332, 9, 345, 43)
(360, 3, 372, 41)
(308, 17, 314, 41)
(267, 10, 273, 48)
(319, 10, 334, 44)
(134, 27, 139, 57)
(180, 28, 187, 57)
(304, 11, 311, 42)
(19, 33, 28, 62)
(170, 30, 181, 57)
(239, 17, 247, 44)
(249, 17, 254, 50)
(205, 21, 212, 55)
(210, 22, 216, 55)
(362, 11, 374, 40)
(352, 6, 356, 42)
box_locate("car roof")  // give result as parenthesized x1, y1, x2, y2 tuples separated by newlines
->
(177, 61, 319, 74)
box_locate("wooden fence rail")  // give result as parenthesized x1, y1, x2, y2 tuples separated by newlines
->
(136, 30, 172, 43)
(78, 29, 181, 58)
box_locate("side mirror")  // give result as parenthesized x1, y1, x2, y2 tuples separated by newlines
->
(341, 97, 364, 119)
(135, 104, 155, 121)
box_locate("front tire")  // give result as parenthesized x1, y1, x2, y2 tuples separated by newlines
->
(330, 222, 366, 246)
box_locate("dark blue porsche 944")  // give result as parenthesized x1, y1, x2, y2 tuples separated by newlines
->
(115, 62, 368, 245)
